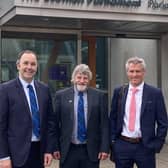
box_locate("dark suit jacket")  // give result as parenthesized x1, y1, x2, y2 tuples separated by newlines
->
(47, 86, 110, 163)
(110, 83, 168, 153)
(0, 77, 53, 167)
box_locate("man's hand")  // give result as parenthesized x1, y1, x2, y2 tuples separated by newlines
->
(0, 159, 12, 168)
(44, 153, 53, 167)
(53, 151, 61, 160)
(98, 152, 109, 160)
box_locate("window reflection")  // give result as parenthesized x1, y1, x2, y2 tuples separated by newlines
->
(2, 37, 77, 95)
(82, 37, 108, 90)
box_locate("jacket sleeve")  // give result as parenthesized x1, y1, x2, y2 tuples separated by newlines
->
(46, 91, 60, 153)
(0, 84, 10, 158)
(109, 87, 121, 142)
(155, 89, 168, 152)
(99, 91, 110, 153)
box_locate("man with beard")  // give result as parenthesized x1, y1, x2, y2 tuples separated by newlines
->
(46, 64, 110, 168)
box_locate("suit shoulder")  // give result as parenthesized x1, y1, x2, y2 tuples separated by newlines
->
(37, 80, 57, 91)
(0, 78, 17, 88)
(144, 83, 162, 93)
(56, 87, 73, 95)
(88, 87, 107, 95)
(113, 84, 127, 93)
(35, 80, 49, 89)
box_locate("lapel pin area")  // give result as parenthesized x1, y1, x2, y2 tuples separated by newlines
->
(69, 100, 72, 103)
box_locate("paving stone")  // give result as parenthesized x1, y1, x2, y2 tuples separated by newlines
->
(47, 143, 168, 168)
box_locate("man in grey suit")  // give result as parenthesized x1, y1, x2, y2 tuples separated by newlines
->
(47, 64, 110, 168)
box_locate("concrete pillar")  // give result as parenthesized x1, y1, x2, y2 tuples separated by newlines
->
(161, 33, 168, 142)
(0, 28, 1, 82)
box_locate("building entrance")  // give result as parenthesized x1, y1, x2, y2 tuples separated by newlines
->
(0, 32, 108, 95)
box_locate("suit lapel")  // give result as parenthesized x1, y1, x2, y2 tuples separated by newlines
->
(65, 87, 75, 121)
(34, 81, 42, 121)
(140, 83, 148, 117)
(121, 86, 129, 118)
(87, 88, 93, 121)
(15, 78, 31, 117)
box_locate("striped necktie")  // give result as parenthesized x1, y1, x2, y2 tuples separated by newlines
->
(77, 91, 86, 142)
(27, 84, 40, 138)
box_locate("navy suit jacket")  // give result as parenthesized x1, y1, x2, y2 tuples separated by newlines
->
(0, 78, 53, 167)
(47, 86, 110, 163)
(110, 83, 168, 152)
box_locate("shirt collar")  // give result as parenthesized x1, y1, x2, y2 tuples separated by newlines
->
(19, 76, 35, 88)
(129, 82, 144, 92)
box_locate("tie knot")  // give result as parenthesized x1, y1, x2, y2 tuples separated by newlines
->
(131, 87, 138, 94)
(27, 85, 35, 93)
(78, 91, 83, 97)
(27, 84, 33, 89)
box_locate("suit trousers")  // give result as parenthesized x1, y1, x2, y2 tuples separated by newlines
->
(60, 143, 99, 168)
(114, 138, 156, 168)
(13, 141, 44, 168)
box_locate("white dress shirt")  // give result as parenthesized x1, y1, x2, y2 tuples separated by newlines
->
(19, 77, 40, 141)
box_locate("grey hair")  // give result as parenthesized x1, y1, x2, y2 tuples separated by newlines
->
(16, 50, 37, 65)
(125, 57, 146, 71)
(71, 64, 92, 83)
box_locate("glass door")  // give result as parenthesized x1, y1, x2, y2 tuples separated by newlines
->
(82, 36, 108, 90)
(82, 36, 96, 87)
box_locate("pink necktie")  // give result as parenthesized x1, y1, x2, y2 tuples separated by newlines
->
(129, 87, 138, 132)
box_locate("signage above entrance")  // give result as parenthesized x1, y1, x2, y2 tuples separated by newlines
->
(148, 0, 168, 9)
(21, 0, 141, 7)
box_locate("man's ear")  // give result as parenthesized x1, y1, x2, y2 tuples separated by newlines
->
(16, 63, 20, 70)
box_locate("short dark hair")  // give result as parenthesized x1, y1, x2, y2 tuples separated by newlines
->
(16, 50, 38, 65)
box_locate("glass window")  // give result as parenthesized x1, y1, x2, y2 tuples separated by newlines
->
(1, 35, 77, 96)
(96, 37, 108, 90)
(81, 41, 89, 64)
(110, 38, 158, 91)
(82, 37, 108, 90)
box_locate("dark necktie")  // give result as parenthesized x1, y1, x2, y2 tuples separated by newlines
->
(27, 84, 40, 138)
(77, 91, 86, 143)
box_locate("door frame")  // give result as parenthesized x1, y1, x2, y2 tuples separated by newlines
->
(82, 35, 96, 87)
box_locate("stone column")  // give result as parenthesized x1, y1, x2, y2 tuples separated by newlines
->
(161, 33, 168, 142)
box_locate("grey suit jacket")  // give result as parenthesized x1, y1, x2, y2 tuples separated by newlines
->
(47, 86, 110, 163)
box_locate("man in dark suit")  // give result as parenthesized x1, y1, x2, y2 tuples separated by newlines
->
(110, 57, 168, 168)
(47, 64, 109, 168)
(0, 50, 53, 168)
